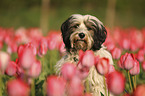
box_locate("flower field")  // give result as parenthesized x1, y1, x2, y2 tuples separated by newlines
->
(0, 27, 145, 96)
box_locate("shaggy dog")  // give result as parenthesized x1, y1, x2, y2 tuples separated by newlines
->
(55, 14, 114, 96)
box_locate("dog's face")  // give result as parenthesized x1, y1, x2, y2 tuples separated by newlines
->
(61, 14, 107, 52)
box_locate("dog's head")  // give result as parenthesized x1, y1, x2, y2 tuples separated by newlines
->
(61, 14, 107, 52)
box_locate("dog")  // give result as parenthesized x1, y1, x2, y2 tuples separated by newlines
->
(55, 14, 114, 96)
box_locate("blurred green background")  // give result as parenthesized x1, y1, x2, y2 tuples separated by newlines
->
(0, 0, 145, 31)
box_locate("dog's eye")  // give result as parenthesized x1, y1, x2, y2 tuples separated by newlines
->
(87, 27, 92, 30)
(73, 24, 79, 28)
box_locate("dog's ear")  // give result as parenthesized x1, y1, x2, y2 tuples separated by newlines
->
(61, 16, 73, 51)
(92, 24, 107, 51)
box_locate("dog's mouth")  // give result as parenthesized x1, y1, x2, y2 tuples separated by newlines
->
(76, 39, 87, 43)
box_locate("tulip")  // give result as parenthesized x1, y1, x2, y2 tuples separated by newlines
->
(142, 61, 145, 71)
(119, 53, 135, 70)
(27, 60, 41, 78)
(0, 51, 10, 73)
(133, 84, 145, 96)
(95, 57, 109, 75)
(58, 42, 66, 55)
(38, 38, 48, 56)
(47, 76, 66, 96)
(135, 49, 144, 62)
(129, 59, 140, 75)
(19, 47, 35, 69)
(7, 79, 30, 96)
(5, 61, 17, 76)
(79, 50, 95, 68)
(121, 38, 130, 50)
(111, 47, 122, 59)
(106, 71, 125, 95)
(61, 62, 76, 81)
(68, 76, 84, 96)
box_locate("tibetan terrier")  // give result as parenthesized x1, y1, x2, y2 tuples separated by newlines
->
(55, 14, 114, 96)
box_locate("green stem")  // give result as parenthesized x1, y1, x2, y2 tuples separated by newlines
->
(132, 75, 136, 90)
(31, 79, 35, 96)
(86, 78, 90, 93)
(0, 73, 2, 96)
(128, 71, 133, 92)
(43, 80, 46, 96)
(103, 76, 107, 96)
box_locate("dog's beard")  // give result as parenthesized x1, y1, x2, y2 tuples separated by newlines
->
(70, 31, 93, 51)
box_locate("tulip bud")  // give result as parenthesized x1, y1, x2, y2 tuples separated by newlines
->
(38, 38, 48, 56)
(142, 61, 145, 71)
(47, 76, 66, 96)
(19, 47, 35, 69)
(129, 59, 140, 75)
(0, 51, 10, 73)
(68, 76, 84, 96)
(27, 60, 41, 78)
(111, 47, 122, 59)
(133, 84, 145, 96)
(95, 57, 109, 75)
(5, 61, 17, 76)
(7, 79, 30, 96)
(119, 53, 135, 70)
(61, 62, 76, 81)
(80, 50, 95, 68)
(135, 50, 144, 62)
(106, 71, 125, 95)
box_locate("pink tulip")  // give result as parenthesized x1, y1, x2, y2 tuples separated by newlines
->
(78, 50, 95, 68)
(68, 76, 84, 96)
(19, 47, 35, 69)
(133, 84, 145, 96)
(106, 71, 125, 95)
(7, 79, 30, 96)
(38, 38, 48, 56)
(0, 51, 10, 73)
(61, 62, 76, 81)
(119, 53, 135, 70)
(25, 42, 37, 55)
(47, 76, 66, 96)
(27, 60, 41, 78)
(5, 61, 17, 76)
(95, 57, 109, 75)
(135, 49, 144, 62)
(121, 38, 130, 50)
(58, 42, 66, 55)
(105, 42, 115, 51)
(129, 59, 140, 75)
(111, 47, 122, 59)
(142, 61, 145, 71)
(84, 93, 92, 96)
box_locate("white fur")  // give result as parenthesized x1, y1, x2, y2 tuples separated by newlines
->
(55, 46, 114, 96)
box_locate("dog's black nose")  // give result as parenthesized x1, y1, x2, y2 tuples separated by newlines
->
(79, 33, 85, 39)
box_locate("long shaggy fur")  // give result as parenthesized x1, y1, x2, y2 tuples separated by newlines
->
(55, 14, 114, 96)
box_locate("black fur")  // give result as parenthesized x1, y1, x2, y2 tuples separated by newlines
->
(61, 15, 107, 52)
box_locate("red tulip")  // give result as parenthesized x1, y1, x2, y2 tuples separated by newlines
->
(47, 76, 66, 96)
(95, 57, 109, 75)
(5, 61, 17, 76)
(61, 62, 76, 81)
(7, 79, 30, 96)
(0, 51, 10, 73)
(133, 84, 145, 96)
(19, 47, 35, 69)
(111, 47, 122, 59)
(106, 71, 125, 95)
(27, 60, 41, 78)
(142, 61, 145, 71)
(119, 53, 135, 70)
(129, 59, 140, 75)
(58, 42, 66, 54)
